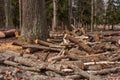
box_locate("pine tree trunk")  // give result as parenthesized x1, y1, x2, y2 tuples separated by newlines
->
(4, 0, 9, 29)
(0, 0, 4, 28)
(91, 0, 94, 32)
(21, 0, 48, 43)
(68, 0, 72, 31)
(52, 0, 57, 31)
(19, 0, 22, 30)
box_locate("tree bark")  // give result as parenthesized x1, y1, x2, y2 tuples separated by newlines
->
(4, 0, 9, 29)
(68, 0, 72, 31)
(91, 0, 94, 32)
(65, 35, 95, 54)
(21, 0, 48, 43)
(52, 0, 57, 31)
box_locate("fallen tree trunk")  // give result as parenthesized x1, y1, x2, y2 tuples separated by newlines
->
(102, 36, 120, 45)
(65, 34, 96, 54)
(22, 44, 61, 52)
(47, 38, 63, 43)
(92, 67, 120, 75)
(35, 39, 64, 48)
(4, 29, 16, 38)
(25, 48, 40, 53)
(12, 41, 61, 52)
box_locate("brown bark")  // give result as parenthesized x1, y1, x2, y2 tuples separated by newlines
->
(52, 0, 57, 31)
(0, 29, 17, 38)
(21, 0, 48, 42)
(4, 29, 16, 37)
(47, 38, 63, 43)
(22, 44, 61, 52)
(25, 48, 40, 53)
(92, 67, 120, 75)
(12, 41, 27, 46)
(35, 39, 64, 48)
(102, 36, 120, 45)
(0, 31, 5, 38)
(65, 35, 95, 54)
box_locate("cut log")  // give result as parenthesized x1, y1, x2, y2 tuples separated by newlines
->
(102, 36, 120, 45)
(4, 29, 16, 38)
(0, 31, 5, 38)
(66, 75, 82, 79)
(48, 55, 78, 62)
(25, 48, 40, 53)
(65, 34, 95, 54)
(60, 61, 84, 70)
(12, 41, 28, 46)
(34, 39, 64, 48)
(84, 61, 120, 66)
(71, 65, 101, 80)
(12, 41, 61, 52)
(22, 44, 61, 52)
(92, 67, 120, 75)
(49, 31, 64, 38)
(47, 38, 63, 43)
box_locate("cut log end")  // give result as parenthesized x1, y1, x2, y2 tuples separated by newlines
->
(34, 39, 39, 44)
(15, 31, 20, 38)
(117, 39, 120, 45)
(0, 31, 5, 38)
(47, 58, 52, 62)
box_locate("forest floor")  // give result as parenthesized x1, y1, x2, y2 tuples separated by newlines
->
(0, 29, 120, 80)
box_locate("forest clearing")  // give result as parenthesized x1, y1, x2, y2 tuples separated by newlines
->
(0, 0, 120, 80)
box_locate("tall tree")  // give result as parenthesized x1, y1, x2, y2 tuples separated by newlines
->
(68, 0, 72, 30)
(0, 0, 5, 28)
(4, 0, 8, 29)
(21, 0, 48, 43)
(52, 0, 57, 31)
(91, 0, 94, 32)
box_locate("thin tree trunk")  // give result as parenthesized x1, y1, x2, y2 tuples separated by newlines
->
(68, 0, 72, 31)
(19, 0, 22, 30)
(94, 0, 97, 30)
(4, 0, 8, 29)
(52, 0, 57, 31)
(91, 0, 94, 32)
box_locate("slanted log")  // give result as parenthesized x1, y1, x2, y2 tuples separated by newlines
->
(65, 35, 95, 54)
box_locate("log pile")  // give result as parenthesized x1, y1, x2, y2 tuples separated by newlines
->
(1, 27, 120, 79)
